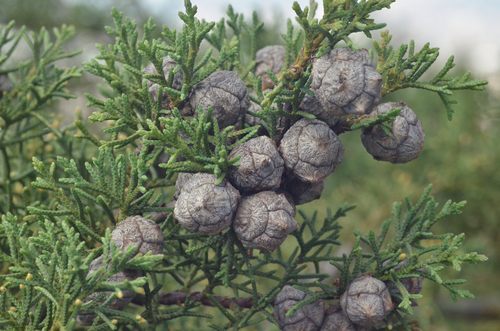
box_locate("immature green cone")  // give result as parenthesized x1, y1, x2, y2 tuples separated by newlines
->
(340, 275, 394, 327)
(361, 102, 425, 163)
(272, 285, 325, 331)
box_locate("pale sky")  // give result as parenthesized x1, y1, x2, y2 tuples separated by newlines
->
(137, 0, 500, 76)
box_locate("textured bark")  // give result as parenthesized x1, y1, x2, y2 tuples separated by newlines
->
(174, 173, 240, 235)
(279, 119, 344, 183)
(310, 48, 382, 116)
(272, 285, 325, 331)
(340, 275, 394, 327)
(361, 102, 425, 164)
(233, 191, 297, 251)
(190, 71, 250, 129)
(228, 136, 284, 192)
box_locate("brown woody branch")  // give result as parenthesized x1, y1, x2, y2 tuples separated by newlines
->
(132, 291, 260, 309)
(132, 290, 340, 309)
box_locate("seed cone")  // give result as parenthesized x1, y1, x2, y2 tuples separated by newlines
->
(310, 47, 382, 116)
(190, 71, 250, 129)
(320, 304, 365, 331)
(233, 191, 297, 251)
(111, 215, 164, 256)
(255, 45, 286, 89)
(76, 255, 140, 326)
(300, 93, 342, 127)
(174, 173, 195, 199)
(286, 178, 325, 205)
(340, 275, 394, 327)
(143, 56, 183, 109)
(174, 173, 240, 235)
(279, 119, 344, 183)
(272, 285, 325, 331)
(361, 102, 425, 164)
(228, 136, 284, 192)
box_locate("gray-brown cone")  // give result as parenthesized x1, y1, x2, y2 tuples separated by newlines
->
(143, 56, 183, 109)
(174, 173, 195, 199)
(340, 275, 394, 327)
(228, 136, 284, 192)
(76, 255, 140, 326)
(111, 215, 164, 256)
(279, 119, 344, 183)
(300, 93, 342, 127)
(255, 45, 286, 89)
(310, 48, 382, 116)
(190, 71, 250, 129)
(174, 173, 240, 235)
(286, 178, 324, 205)
(272, 285, 325, 331)
(319, 304, 357, 331)
(361, 102, 425, 164)
(233, 191, 297, 251)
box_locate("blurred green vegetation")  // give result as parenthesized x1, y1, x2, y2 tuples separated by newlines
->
(2, 0, 499, 330)
(0, 0, 158, 31)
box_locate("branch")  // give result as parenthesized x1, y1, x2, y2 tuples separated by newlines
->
(133, 291, 257, 309)
(131, 290, 340, 310)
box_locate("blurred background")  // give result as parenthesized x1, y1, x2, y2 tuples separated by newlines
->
(1, 0, 499, 330)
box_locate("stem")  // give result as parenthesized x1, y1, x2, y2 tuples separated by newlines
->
(130, 290, 340, 309)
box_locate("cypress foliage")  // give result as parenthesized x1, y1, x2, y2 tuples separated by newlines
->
(0, 1, 488, 330)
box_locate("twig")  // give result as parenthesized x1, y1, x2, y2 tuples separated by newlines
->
(131, 290, 340, 309)
(133, 291, 257, 309)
